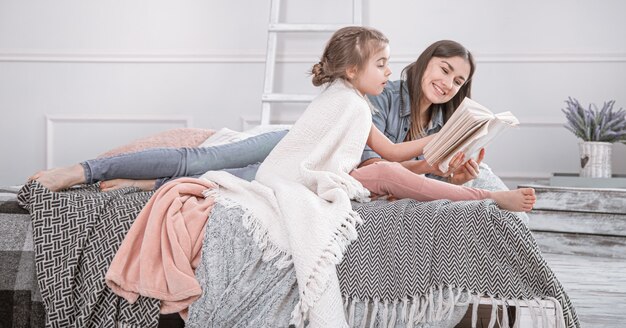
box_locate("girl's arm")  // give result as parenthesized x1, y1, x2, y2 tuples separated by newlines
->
(366, 123, 435, 162)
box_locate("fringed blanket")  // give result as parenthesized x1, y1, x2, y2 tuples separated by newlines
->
(338, 199, 580, 328)
(18, 182, 160, 328)
(187, 203, 470, 328)
(200, 80, 373, 327)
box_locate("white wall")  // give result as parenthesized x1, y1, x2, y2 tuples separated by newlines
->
(1, 0, 625, 186)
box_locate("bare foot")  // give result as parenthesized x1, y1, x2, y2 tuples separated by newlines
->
(28, 164, 86, 192)
(100, 179, 156, 192)
(491, 188, 536, 212)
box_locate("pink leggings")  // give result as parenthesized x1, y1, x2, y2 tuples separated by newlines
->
(349, 161, 492, 201)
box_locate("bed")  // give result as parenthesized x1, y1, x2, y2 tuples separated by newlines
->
(1, 129, 580, 328)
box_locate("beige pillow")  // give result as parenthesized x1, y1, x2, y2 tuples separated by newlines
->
(199, 127, 253, 147)
(97, 128, 215, 158)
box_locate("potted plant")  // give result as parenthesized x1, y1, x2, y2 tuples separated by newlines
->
(562, 97, 626, 178)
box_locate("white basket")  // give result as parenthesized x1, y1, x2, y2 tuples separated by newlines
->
(579, 141, 612, 178)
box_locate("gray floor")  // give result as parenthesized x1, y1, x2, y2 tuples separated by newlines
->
(542, 252, 626, 328)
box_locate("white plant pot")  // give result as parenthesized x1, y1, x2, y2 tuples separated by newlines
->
(579, 141, 612, 178)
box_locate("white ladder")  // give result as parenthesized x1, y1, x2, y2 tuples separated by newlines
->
(260, 0, 363, 125)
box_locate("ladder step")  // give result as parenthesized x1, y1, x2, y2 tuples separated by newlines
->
(262, 93, 316, 103)
(268, 23, 347, 32)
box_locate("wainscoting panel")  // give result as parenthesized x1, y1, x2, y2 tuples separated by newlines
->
(45, 115, 190, 169)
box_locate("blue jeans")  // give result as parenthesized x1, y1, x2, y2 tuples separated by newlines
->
(81, 129, 288, 189)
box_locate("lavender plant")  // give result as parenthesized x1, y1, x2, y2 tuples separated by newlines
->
(562, 97, 626, 143)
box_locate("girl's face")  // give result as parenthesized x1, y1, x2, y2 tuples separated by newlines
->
(349, 44, 392, 96)
(420, 56, 471, 107)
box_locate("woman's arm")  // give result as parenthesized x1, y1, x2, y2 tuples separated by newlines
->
(366, 123, 435, 162)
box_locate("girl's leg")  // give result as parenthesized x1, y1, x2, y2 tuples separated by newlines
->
(350, 161, 535, 212)
(351, 161, 490, 201)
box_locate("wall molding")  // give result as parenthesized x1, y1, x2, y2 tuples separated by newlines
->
(518, 120, 564, 128)
(0, 52, 266, 63)
(3, 51, 626, 64)
(240, 116, 565, 130)
(45, 115, 191, 169)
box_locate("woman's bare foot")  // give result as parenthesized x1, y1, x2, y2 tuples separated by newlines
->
(491, 188, 536, 212)
(28, 164, 86, 192)
(100, 179, 156, 192)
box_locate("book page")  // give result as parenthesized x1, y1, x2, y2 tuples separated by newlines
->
(427, 121, 488, 165)
(424, 97, 490, 161)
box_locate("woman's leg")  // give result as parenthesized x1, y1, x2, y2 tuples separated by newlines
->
(31, 130, 288, 191)
(350, 161, 535, 212)
(85, 129, 287, 182)
(152, 162, 262, 190)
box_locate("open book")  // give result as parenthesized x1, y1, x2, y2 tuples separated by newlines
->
(423, 97, 519, 173)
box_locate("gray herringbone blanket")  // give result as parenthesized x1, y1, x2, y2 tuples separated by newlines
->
(187, 203, 470, 328)
(339, 199, 580, 328)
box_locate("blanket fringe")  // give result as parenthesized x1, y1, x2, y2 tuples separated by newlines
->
(116, 321, 143, 328)
(513, 299, 522, 328)
(487, 295, 497, 328)
(546, 296, 566, 328)
(342, 287, 564, 328)
(501, 298, 509, 328)
(360, 300, 369, 328)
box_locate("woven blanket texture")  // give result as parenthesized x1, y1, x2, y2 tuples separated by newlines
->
(338, 199, 580, 328)
(188, 203, 470, 328)
(17, 182, 160, 328)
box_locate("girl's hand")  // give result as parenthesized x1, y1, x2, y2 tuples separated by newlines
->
(449, 148, 485, 185)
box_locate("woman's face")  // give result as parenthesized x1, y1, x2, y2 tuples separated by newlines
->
(420, 56, 471, 107)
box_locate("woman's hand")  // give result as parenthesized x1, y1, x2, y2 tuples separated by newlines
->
(429, 152, 465, 177)
(448, 148, 485, 185)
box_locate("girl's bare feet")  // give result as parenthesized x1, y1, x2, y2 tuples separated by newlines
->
(28, 164, 86, 192)
(491, 188, 536, 212)
(100, 179, 156, 192)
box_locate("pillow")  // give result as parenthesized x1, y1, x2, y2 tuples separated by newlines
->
(97, 128, 215, 158)
(198, 127, 253, 147)
(244, 124, 292, 136)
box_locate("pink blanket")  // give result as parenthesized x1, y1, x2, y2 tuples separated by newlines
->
(105, 177, 216, 319)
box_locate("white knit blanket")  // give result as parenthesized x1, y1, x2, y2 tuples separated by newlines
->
(200, 80, 372, 327)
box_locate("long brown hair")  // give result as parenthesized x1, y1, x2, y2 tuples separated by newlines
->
(311, 26, 389, 86)
(402, 40, 475, 141)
